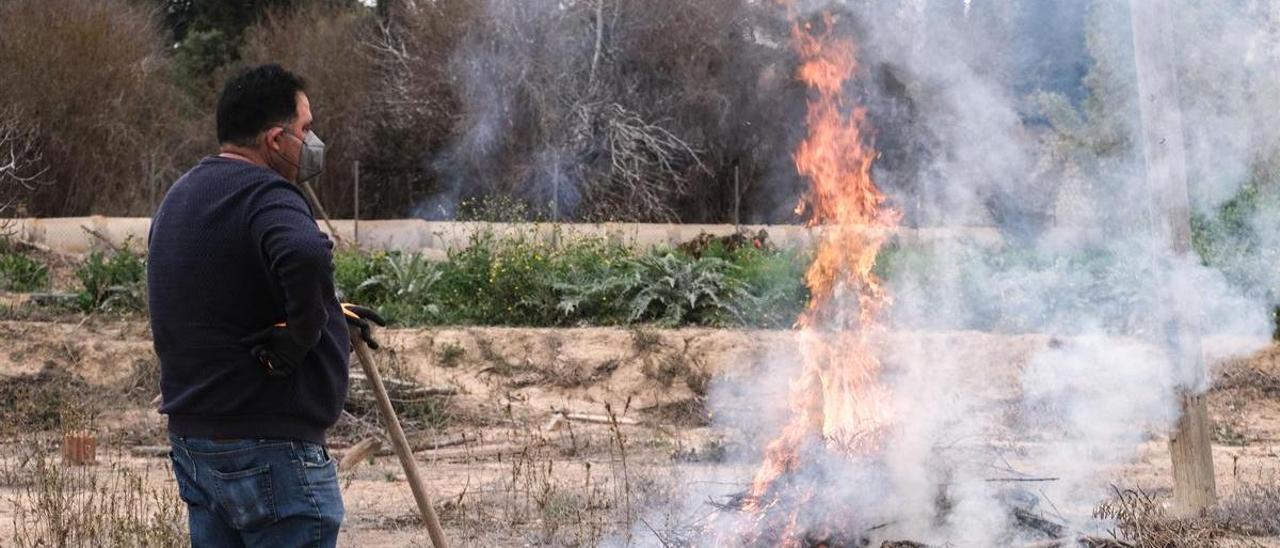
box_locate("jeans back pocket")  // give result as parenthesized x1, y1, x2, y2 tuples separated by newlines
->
(210, 464, 278, 530)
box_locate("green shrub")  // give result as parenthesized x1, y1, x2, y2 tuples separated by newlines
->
(1192, 182, 1280, 339)
(333, 249, 390, 304)
(356, 252, 443, 325)
(722, 246, 810, 329)
(558, 250, 753, 327)
(0, 252, 49, 292)
(432, 231, 591, 326)
(455, 195, 537, 223)
(544, 238, 634, 325)
(75, 246, 145, 312)
(330, 231, 809, 329)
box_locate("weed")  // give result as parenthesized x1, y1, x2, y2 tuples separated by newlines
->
(437, 342, 466, 368)
(378, 348, 451, 430)
(1094, 486, 1222, 547)
(643, 354, 688, 388)
(543, 358, 592, 389)
(630, 327, 662, 355)
(685, 361, 711, 397)
(456, 194, 536, 223)
(75, 245, 145, 312)
(604, 401, 634, 532)
(642, 399, 710, 428)
(0, 251, 49, 292)
(356, 252, 443, 325)
(1273, 305, 1279, 340)
(0, 364, 95, 435)
(723, 245, 810, 329)
(8, 449, 187, 547)
(670, 437, 727, 463)
(558, 250, 753, 327)
(474, 335, 518, 376)
(333, 248, 390, 303)
(1212, 483, 1280, 536)
(1212, 423, 1249, 446)
(115, 357, 161, 406)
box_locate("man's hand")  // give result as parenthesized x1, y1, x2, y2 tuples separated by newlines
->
(240, 325, 310, 377)
(342, 303, 387, 350)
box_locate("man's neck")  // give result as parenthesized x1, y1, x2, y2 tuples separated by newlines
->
(218, 145, 270, 169)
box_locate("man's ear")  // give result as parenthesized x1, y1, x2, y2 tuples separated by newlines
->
(262, 126, 285, 153)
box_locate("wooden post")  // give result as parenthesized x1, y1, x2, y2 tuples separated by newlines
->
(1128, 0, 1216, 516)
(301, 180, 344, 247)
(353, 161, 361, 249)
(733, 166, 741, 228)
(551, 152, 560, 249)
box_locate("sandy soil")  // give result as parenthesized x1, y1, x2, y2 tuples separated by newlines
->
(0, 317, 1278, 546)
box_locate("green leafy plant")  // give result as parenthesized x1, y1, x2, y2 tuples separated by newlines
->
(1191, 182, 1280, 339)
(333, 249, 390, 304)
(558, 251, 753, 327)
(0, 252, 49, 292)
(323, 232, 810, 329)
(723, 246, 810, 329)
(355, 252, 443, 325)
(455, 194, 537, 223)
(75, 246, 145, 312)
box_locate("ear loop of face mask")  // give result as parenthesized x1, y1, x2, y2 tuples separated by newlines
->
(270, 126, 305, 173)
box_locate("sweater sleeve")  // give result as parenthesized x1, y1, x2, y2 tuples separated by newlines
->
(247, 181, 334, 351)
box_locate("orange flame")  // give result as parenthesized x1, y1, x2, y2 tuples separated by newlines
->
(744, 7, 899, 536)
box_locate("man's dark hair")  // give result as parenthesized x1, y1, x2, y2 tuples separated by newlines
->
(216, 64, 307, 146)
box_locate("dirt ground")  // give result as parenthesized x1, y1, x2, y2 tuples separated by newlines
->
(0, 315, 1278, 546)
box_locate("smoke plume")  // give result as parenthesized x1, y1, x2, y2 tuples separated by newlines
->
(678, 0, 1279, 545)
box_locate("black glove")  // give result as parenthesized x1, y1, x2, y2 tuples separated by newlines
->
(342, 303, 387, 350)
(240, 325, 310, 377)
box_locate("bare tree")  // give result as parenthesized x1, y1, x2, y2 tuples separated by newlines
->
(0, 116, 46, 237)
(357, 0, 472, 218)
(0, 0, 197, 216)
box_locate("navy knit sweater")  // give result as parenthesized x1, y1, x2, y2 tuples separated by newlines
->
(148, 156, 349, 444)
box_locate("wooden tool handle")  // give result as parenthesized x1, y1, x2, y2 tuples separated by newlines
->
(349, 328, 449, 548)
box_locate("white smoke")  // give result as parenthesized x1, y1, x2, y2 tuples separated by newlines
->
(676, 0, 1279, 545)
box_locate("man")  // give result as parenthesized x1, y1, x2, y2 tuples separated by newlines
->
(149, 64, 377, 547)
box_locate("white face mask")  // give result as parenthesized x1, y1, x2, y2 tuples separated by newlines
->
(276, 128, 325, 183)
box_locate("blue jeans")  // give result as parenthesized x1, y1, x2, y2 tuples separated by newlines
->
(168, 435, 344, 547)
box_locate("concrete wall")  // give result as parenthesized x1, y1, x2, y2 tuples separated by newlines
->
(8, 217, 1007, 255)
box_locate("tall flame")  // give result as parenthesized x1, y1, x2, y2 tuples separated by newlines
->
(743, 7, 899, 542)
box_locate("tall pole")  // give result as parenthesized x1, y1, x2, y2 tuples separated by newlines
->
(1128, 0, 1216, 516)
(353, 161, 361, 249)
(551, 152, 560, 249)
(301, 180, 344, 247)
(733, 166, 742, 228)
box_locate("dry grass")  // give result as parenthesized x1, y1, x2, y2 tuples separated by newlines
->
(436, 342, 466, 368)
(406, 398, 686, 547)
(630, 328, 663, 356)
(1093, 486, 1224, 547)
(6, 447, 187, 547)
(1212, 483, 1280, 537)
(0, 365, 96, 436)
(1215, 364, 1280, 398)
(336, 345, 453, 443)
(0, 364, 183, 546)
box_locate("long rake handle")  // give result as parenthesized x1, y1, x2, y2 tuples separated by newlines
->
(349, 327, 449, 548)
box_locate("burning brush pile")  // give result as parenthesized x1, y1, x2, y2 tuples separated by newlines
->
(745, 4, 895, 541)
(709, 7, 1121, 548)
(719, 7, 902, 545)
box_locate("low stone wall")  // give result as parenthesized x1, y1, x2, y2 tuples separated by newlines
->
(8, 217, 1006, 255)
